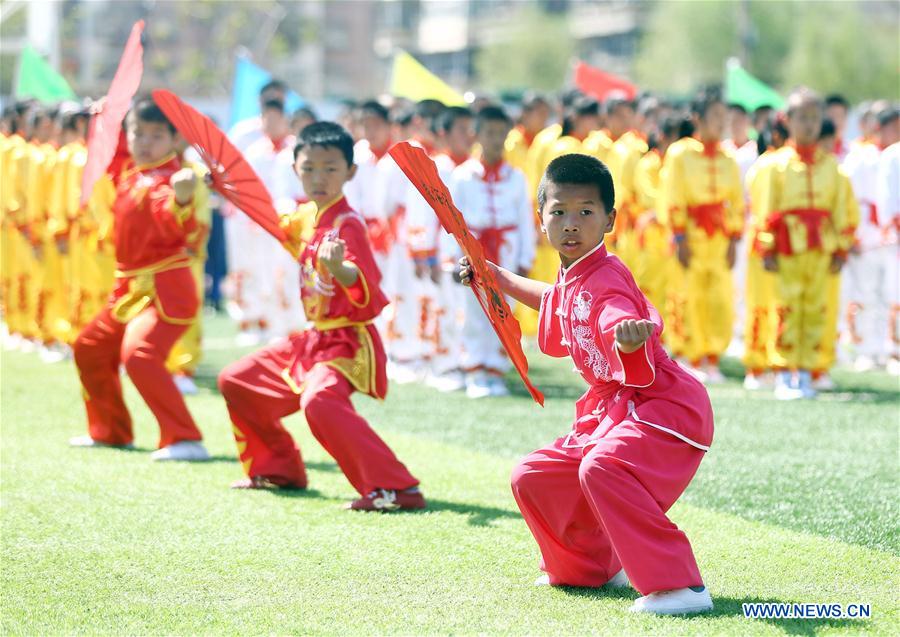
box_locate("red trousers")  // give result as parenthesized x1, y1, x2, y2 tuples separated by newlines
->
(217, 338, 418, 494)
(73, 305, 203, 448)
(511, 421, 705, 595)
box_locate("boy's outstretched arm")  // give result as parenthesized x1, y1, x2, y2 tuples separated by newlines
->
(458, 256, 549, 310)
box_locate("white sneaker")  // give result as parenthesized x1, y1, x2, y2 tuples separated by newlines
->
(235, 330, 261, 348)
(19, 338, 37, 353)
(150, 440, 210, 462)
(630, 586, 713, 615)
(487, 375, 509, 397)
(606, 569, 631, 588)
(774, 371, 803, 401)
(3, 333, 23, 351)
(173, 374, 199, 395)
(704, 366, 726, 385)
(387, 361, 422, 385)
(425, 370, 465, 392)
(887, 358, 900, 376)
(39, 344, 66, 363)
(466, 372, 491, 399)
(743, 374, 762, 390)
(534, 569, 630, 588)
(853, 355, 875, 372)
(69, 435, 135, 449)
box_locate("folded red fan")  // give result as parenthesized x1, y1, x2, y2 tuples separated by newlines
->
(151, 89, 287, 245)
(388, 141, 544, 405)
(81, 20, 144, 206)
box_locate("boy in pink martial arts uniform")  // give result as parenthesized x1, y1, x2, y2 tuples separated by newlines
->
(460, 153, 714, 615)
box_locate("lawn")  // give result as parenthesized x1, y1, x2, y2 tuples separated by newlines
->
(1, 314, 898, 635)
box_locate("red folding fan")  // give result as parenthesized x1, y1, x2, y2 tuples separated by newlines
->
(81, 20, 144, 206)
(389, 141, 544, 405)
(151, 89, 286, 243)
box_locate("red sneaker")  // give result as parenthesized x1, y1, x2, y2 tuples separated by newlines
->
(346, 488, 426, 511)
(230, 476, 307, 490)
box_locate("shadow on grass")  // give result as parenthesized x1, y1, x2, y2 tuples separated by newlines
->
(562, 588, 864, 635)
(415, 497, 521, 527)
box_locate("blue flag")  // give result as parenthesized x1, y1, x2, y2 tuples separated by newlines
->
(229, 57, 304, 127)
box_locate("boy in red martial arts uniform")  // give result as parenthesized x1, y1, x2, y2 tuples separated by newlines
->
(218, 122, 424, 511)
(460, 153, 714, 614)
(69, 99, 209, 461)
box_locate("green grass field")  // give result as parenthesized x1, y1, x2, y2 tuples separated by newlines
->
(2, 314, 898, 635)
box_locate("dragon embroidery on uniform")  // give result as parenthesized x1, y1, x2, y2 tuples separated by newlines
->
(571, 291, 611, 380)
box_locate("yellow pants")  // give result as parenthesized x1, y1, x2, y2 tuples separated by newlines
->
(166, 260, 205, 376)
(663, 257, 689, 358)
(816, 273, 841, 373)
(35, 239, 71, 344)
(515, 240, 559, 337)
(633, 220, 670, 317)
(0, 223, 14, 320)
(684, 233, 733, 362)
(8, 231, 39, 339)
(742, 252, 775, 373)
(771, 251, 831, 370)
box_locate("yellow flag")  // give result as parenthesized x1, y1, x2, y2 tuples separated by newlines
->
(390, 50, 466, 106)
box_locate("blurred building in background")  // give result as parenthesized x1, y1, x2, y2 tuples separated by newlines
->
(0, 0, 896, 108)
(1, 0, 643, 102)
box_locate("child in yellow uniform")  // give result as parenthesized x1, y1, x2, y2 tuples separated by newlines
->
(662, 90, 744, 383)
(754, 88, 859, 399)
(631, 117, 681, 316)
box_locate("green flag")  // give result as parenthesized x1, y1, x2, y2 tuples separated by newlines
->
(15, 46, 77, 103)
(725, 59, 785, 112)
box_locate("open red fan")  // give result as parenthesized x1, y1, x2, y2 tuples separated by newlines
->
(389, 141, 544, 405)
(81, 20, 144, 206)
(151, 89, 286, 243)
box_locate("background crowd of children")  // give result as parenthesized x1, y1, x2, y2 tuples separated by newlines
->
(2, 83, 897, 401)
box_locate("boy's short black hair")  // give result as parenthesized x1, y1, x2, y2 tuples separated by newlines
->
(438, 106, 473, 134)
(824, 94, 849, 109)
(260, 79, 288, 96)
(605, 97, 634, 116)
(415, 99, 446, 120)
(727, 102, 747, 114)
(293, 121, 354, 166)
(537, 153, 615, 214)
(661, 115, 694, 140)
(261, 99, 285, 113)
(131, 98, 177, 134)
(691, 86, 724, 118)
(359, 100, 389, 122)
(292, 106, 317, 123)
(391, 107, 415, 128)
(572, 95, 600, 118)
(475, 105, 511, 132)
(878, 107, 899, 128)
(521, 91, 549, 112)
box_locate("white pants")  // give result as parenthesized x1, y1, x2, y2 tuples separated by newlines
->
(460, 289, 511, 374)
(846, 245, 899, 360)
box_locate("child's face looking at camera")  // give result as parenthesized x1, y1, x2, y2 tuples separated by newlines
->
(293, 145, 356, 208)
(540, 181, 615, 268)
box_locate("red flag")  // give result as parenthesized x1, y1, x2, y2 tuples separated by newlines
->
(151, 89, 287, 245)
(574, 61, 637, 102)
(81, 20, 144, 206)
(388, 141, 544, 405)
